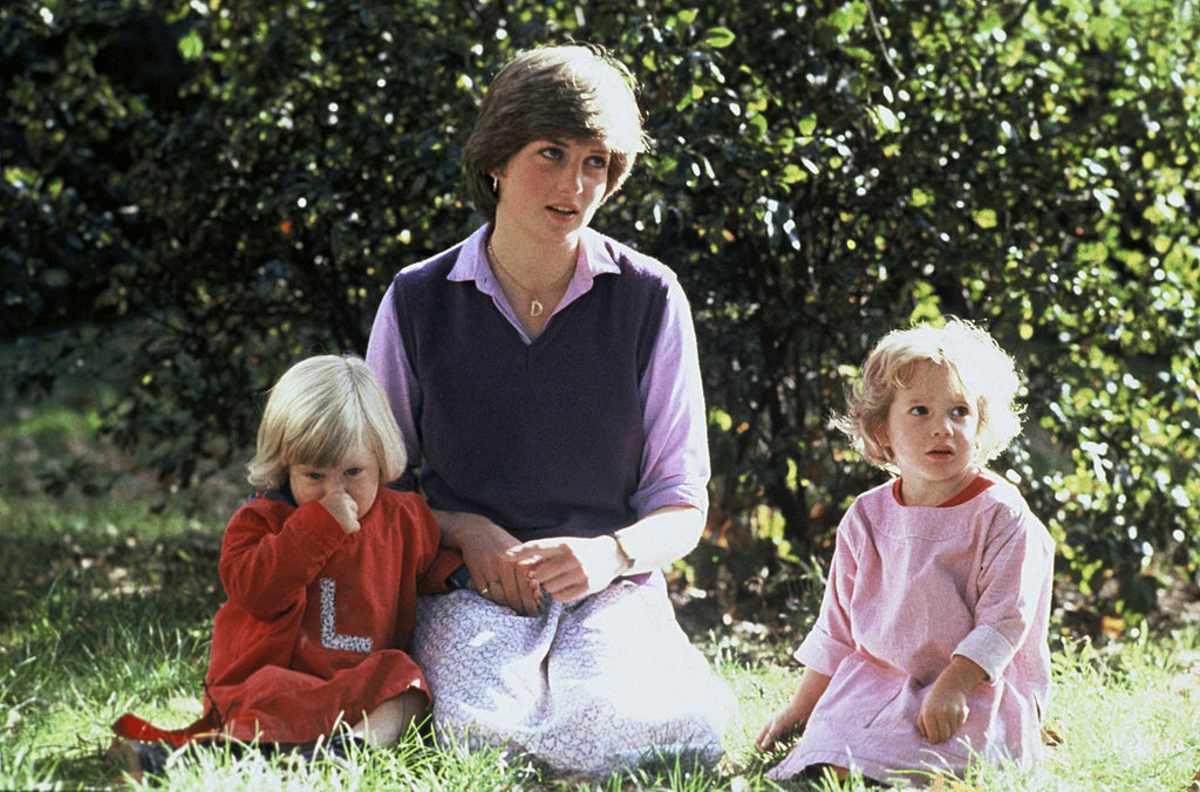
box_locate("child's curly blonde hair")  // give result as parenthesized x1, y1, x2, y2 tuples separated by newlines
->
(834, 318, 1025, 474)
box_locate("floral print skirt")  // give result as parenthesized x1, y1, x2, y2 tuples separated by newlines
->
(411, 572, 734, 778)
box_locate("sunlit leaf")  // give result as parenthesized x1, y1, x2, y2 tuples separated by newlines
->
(702, 26, 735, 48)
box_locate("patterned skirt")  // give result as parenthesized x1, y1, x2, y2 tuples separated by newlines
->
(411, 573, 735, 777)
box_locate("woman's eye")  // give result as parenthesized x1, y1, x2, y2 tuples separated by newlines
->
(539, 146, 563, 161)
(586, 154, 610, 169)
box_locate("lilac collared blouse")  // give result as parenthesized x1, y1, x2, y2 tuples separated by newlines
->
(366, 224, 710, 521)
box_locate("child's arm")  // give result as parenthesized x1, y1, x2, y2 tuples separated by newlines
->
(756, 508, 862, 752)
(921, 502, 1054, 742)
(219, 501, 348, 620)
(916, 655, 987, 744)
(756, 667, 832, 751)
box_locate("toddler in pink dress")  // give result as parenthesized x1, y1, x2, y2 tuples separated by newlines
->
(756, 319, 1054, 786)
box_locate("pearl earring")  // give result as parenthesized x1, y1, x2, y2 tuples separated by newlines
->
(490, 174, 499, 194)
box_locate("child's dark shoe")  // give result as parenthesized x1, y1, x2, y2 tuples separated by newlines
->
(107, 738, 171, 782)
(293, 732, 367, 764)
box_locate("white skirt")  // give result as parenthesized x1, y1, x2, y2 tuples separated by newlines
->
(412, 573, 735, 777)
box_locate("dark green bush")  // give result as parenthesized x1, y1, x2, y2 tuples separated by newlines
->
(3, 0, 1198, 626)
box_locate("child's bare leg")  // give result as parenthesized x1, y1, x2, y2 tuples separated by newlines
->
(351, 690, 427, 747)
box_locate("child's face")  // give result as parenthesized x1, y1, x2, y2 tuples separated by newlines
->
(288, 440, 381, 519)
(876, 361, 980, 505)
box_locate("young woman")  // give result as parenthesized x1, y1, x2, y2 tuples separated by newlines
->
(366, 44, 733, 777)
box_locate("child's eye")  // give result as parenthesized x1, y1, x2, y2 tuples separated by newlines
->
(951, 405, 971, 418)
(908, 406, 928, 416)
(304, 471, 323, 481)
(345, 467, 363, 477)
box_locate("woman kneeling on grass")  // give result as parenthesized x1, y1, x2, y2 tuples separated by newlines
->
(756, 319, 1055, 786)
(365, 43, 734, 778)
(109, 355, 455, 781)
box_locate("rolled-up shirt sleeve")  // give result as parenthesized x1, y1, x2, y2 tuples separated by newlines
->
(630, 275, 711, 518)
(953, 506, 1054, 682)
(365, 281, 422, 488)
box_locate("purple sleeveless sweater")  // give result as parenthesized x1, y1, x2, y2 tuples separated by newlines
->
(389, 239, 668, 542)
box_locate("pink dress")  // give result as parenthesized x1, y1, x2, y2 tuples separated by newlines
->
(768, 475, 1054, 785)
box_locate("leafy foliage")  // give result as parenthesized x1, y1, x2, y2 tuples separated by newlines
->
(3, 0, 1199, 623)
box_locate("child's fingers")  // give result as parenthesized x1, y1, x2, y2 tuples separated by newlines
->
(756, 722, 779, 751)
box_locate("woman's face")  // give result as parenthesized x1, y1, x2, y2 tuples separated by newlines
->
(493, 138, 611, 244)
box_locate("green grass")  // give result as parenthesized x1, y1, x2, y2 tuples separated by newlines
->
(3, 372, 1199, 790)
(3, 488, 1200, 790)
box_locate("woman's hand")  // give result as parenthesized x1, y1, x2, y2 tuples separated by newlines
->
(508, 536, 624, 604)
(441, 512, 541, 616)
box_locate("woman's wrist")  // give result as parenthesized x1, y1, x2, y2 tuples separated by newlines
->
(612, 506, 704, 573)
(608, 533, 634, 574)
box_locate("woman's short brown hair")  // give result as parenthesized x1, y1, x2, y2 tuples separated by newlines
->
(463, 43, 649, 221)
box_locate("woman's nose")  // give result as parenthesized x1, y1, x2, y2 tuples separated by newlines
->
(560, 163, 584, 193)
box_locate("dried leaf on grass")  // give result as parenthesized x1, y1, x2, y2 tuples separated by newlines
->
(928, 776, 984, 792)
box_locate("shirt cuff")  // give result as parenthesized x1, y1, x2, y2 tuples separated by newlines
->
(954, 624, 1016, 682)
(632, 480, 709, 519)
(792, 626, 853, 677)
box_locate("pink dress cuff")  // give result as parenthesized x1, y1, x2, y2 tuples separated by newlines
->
(792, 627, 853, 677)
(954, 624, 1016, 682)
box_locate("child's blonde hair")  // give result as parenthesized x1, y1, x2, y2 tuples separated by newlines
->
(246, 355, 406, 490)
(835, 318, 1024, 474)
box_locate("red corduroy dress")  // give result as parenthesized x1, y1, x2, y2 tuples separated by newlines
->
(114, 487, 459, 746)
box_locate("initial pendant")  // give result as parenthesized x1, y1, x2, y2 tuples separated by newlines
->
(530, 299, 545, 317)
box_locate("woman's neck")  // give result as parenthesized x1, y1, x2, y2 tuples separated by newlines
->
(487, 224, 579, 288)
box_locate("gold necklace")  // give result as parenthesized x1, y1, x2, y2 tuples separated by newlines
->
(486, 239, 575, 318)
